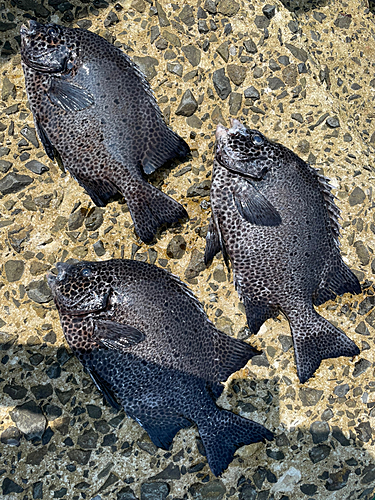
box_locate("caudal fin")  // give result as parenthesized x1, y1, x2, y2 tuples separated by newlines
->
(124, 181, 188, 243)
(290, 310, 360, 384)
(198, 408, 273, 476)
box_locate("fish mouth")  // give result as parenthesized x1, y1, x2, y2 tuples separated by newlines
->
(20, 20, 41, 39)
(46, 262, 69, 289)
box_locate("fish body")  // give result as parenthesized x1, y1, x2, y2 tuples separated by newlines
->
(205, 119, 361, 383)
(20, 21, 189, 243)
(47, 259, 273, 476)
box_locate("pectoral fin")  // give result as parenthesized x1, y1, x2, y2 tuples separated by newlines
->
(232, 180, 281, 226)
(48, 77, 94, 112)
(94, 319, 145, 350)
(35, 118, 55, 161)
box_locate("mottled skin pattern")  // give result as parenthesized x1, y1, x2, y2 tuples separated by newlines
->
(47, 259, 273, 476)
(20, 21, 189, 243)
(205, 119, 361, 384)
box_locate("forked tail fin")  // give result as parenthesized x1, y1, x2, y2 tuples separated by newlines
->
(197, 408, 273, 476)
(290, 309, 360, 384)
(122, 180, 188, 243)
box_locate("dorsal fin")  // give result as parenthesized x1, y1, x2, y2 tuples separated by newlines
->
(306, 162, 341, 249)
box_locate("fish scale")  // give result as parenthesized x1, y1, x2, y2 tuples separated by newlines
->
(20, 21, 190, 243)
(47, 259, 274, 477)
(205, 119, 361, 384)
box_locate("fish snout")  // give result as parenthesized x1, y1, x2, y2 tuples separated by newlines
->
(215, 124, 228, 141)
(47, 262, 69, 287)
(20, 20, 41, 39)
(229, 118, 246, 133)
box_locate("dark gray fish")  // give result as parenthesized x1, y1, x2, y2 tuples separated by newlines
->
(47, 259, 273, 476)
(20, 21, 190, 243)
(205, 119, 361, 384)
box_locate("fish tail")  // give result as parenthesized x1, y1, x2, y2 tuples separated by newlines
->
(197, 408, 273, 476)
(124, 180, 188, 243)
(289, 308, 360, 384)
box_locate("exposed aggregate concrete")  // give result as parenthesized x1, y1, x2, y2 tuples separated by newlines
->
(1, 0, 375, 499)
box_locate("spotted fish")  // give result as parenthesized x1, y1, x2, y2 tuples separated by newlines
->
(47, 259, 273, 476)
(205, 119, 361, 383)
(20, 21, 189, 243)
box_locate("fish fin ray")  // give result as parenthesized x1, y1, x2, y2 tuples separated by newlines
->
(71, 175, 118, 207)
(314, 261, 361, 306)
(204, 217, 222, 265)
(35, 118, 55, 161)
(135, 413, 191, 450)
(232, 180, 282, 226)
(214, 329, 261, 381)
(124, 181, 188, 243)
(290, 310, 360, 383)
(87, 367, 121, 410)
(48, 78, 94, 112)
(94, 319, 145, 350)
(243, 296, 279, 334)
(197, 408, 273, 476)
(142, 131, 190, 174)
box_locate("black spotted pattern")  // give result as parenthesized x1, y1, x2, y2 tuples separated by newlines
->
(47, 259, 273, 477)
(206, 120, 361, 384)
(21, 21, 190, 243)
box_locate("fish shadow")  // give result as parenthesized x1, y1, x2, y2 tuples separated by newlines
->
(0, 322, 374, 500)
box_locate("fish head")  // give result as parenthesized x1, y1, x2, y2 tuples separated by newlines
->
(215, 119, 275, 180)
(47, 261, 111, 315)
(20, 21, 79, 74)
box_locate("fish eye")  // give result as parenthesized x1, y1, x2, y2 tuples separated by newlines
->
(47, 27, 58, 37)
(252, 134, 264, 146)
(81, 268, 92, 277)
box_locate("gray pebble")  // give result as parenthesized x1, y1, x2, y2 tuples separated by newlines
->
(141, 482, 169, 500)
(227, 64, 247, 86)
(353, 241, 369, 266)
(189, 480, 226, 500)
(262, 4, 276, 19)
(349, 186, 366, 206)
(0, 146, 10, 157)
(179, 4, 194, 26)
(267, 77, 285, 90)
(85, 207, 104, 231)
(167, 235, 186, 259)
(0, 172, 33, 194)
(0, 426, 22, 446)
(321, 408, 334, 421)
(185, 249, 205, 280)
(4, 260, 25, 282)
(93, 240, 106, 257)
(216, 42, 229, 62)
(217, 0, 239, 17)
(2, 478, 24, 495)
(310, 421, 330, 444)
(77, 429, 99, 449)
(331, 426, 350, 446)
(67, 449, 92, 465)
(175, 89, 198, 117)
(278, 334, 292, 352)
(334, 13, 352, 29)
(20, 125, 39, 148)
(25, 160, 49, 175)
(117, 487, 137, 500)
(299, 387, 323, 406)
(0, 159, 9, 173)
(151, 463, 181, 480)
(300, 484, 317, 495)
(68, 207, 87, 230)
(213, 68, 231, 100)
(187, 179, 211, 197)
(167, 62, 183, 77)
(244, 86, 260, 100)
(2, 77, 16, 100)
(204, 0, 217, 14)
(334, 383, 349, 397)
(285, 43, 308, 62)
(27, 279, 53, 304)
(309, 444, 330, 463)
(10, 400, 47, 440)
(243, 38, 257, 54)
(355, 421, 372, 442)
(229, 92, 242, 115)
(133, 56, 159, 80)
(254, 15, 270, 29)
(353, 358, 371, 377)
(326, 116, 340, 128)
(325, 469, 350, 491)
(182, 45, 201, 67)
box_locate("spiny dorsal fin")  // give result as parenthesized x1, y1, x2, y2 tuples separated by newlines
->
(307, 163, 341, 249)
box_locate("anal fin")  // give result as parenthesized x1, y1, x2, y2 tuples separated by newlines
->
(71, 174, 118, 207)
(87, 367, 121, 410)
(35, 118, 55, 161)
(134, 412, 191, 450)
(314, 260, 361, 306)
(243, 296, 278, 335)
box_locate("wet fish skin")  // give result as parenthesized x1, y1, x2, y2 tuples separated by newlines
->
(20, 21, 190, 243)
(47, 259, 273, 476)
(206, 119, 361, 384)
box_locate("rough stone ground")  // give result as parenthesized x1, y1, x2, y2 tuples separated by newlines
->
(1, 0, 375, 498)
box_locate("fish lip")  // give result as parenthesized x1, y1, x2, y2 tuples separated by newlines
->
(47, 261, 69, 288)
(20, 19, 40, 38)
